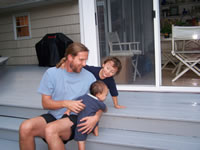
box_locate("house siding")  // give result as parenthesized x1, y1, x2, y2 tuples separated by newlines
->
(0, 0, 79, 65)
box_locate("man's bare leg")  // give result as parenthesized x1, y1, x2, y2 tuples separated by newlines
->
(19, 116, 47, 150)
(45, 117, 74, 150)
(78, 141, 85, 150)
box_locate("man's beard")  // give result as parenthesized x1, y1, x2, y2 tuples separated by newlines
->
(70, 62, 82, 73)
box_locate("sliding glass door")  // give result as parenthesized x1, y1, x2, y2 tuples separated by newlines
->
(96, 0, 155, 85)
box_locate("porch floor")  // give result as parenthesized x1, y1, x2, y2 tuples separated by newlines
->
(0, 65, 200, 150)
(0, 65, 200, 122)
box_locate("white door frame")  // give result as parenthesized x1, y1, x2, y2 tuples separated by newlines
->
(79, 0, 200, 93)
(79, 0, 100, 66)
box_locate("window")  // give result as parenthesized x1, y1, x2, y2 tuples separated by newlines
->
(13, 13, 31, 40)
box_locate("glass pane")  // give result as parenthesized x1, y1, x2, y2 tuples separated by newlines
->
(160, 0, 200, 87)
(97, 0, 155, 85)
(16, 17, 20, 26)
(97, 1, 108, 57)
(24, 16, 29, 26)
(20, 16, 25, 26)
(17, 26, 29, 37)
(16, 16, 29, 27)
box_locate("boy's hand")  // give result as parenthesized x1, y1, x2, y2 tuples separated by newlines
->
(114, 104, 126, 109)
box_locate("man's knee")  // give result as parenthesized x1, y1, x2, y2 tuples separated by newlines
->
(44, 124, 56, 142)
(44, 123, 71, 143)
(19, 120, 34, 138)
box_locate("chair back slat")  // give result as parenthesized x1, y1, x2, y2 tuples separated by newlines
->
(107, 32, 120, 43)
(173, 26, 200, 40)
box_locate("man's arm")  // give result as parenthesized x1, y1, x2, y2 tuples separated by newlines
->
(42, 94, 85, 113)
(77, 109, 103, 134)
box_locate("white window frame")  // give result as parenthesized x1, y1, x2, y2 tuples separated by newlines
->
(79, 0, 200, 93)
(13, 12, 32, 40)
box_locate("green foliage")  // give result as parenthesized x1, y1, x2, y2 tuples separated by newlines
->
(161, 23, 172, 34)
(161, 19, 186, 34)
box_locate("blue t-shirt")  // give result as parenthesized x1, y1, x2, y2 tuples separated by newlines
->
(84, 65, 118, 96)
(38, 67, 96, 119)
(74, 94, 106, 141)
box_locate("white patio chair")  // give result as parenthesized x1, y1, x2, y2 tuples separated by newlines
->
(107, 32, 142, 81)
(162, 51, 177, 70)
(107, 32, 142, 56)
(171, 25, 200, 82)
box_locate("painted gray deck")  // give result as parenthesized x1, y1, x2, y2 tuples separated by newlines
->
(0, 65, 200, 150)
(0, 65, 200, 121)
(0, 65, 47, 108)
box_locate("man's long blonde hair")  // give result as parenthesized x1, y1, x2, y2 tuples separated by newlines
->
(56, 42, 89, 68)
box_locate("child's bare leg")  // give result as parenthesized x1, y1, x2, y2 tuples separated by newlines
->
(93, 126, 99, 136)
(78, 141, 85, 150)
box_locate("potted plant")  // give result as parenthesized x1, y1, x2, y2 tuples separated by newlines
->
(161, 20, 172, 38)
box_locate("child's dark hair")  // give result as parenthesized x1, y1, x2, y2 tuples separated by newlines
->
(90, 80, 107, 96)
(103, 56, 122, 75)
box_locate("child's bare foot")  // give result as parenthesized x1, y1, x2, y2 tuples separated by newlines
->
(93, 126, 99, 136)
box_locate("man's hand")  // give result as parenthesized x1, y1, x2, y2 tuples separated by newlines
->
(77, 115, 98, 134)
(64, 100, 85, 114)
(42, 95, 85, 112)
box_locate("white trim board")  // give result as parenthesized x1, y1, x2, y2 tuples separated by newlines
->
(79, 0, 99, 66)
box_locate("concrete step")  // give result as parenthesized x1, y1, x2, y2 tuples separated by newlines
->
(85, 128, 200, 150)
(1, 102, 200, 137)
(100, 91, 200, 137)
(0, 138, 48, 150)
(0, 139, 19, 150)
(1, 116, 200, 150)
(100, 110, 200, 137)
(0, 105, 47, 119)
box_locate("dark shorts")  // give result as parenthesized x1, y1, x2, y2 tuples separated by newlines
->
(41, 113, 77, 144)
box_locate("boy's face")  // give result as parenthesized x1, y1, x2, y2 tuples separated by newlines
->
(102, 61, 118, 78)
(96, 86, 108, 101)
